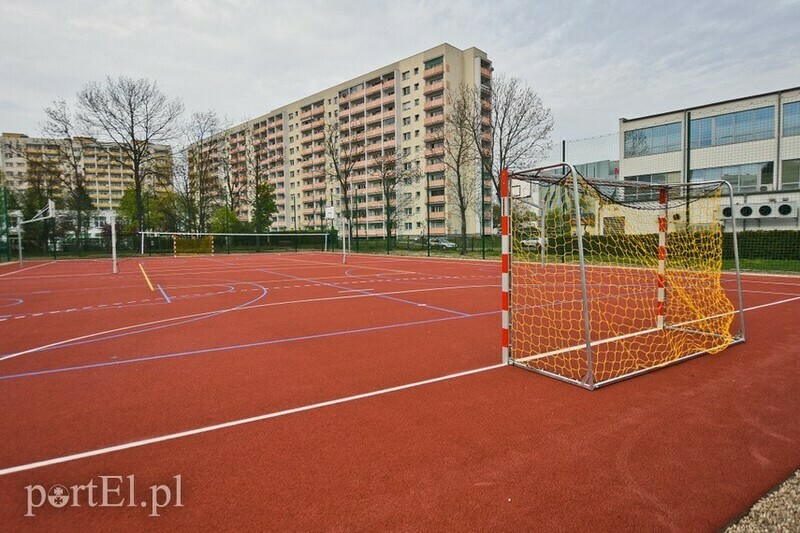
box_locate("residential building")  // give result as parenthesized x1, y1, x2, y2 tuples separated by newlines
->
(618, 87, 800, 230)
(0, 133, 172, 213)
(192, 43, 492, 237)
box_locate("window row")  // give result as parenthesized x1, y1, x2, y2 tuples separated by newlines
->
(624, 102, 800, 159)
(689, 162, 773, 193)
(623, 123, 681, 158)
(690, 106, 774, 148)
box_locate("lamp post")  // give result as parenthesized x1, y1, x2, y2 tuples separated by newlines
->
(480, 155, 486, 259)
(426, 172, 431, 257)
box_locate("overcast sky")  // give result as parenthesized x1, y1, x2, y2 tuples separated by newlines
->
(2, 0, 799, 159)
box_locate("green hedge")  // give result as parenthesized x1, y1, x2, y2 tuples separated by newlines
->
(723, 230, 800, 261)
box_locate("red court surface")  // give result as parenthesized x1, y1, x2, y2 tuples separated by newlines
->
(0, 252, 798, 531)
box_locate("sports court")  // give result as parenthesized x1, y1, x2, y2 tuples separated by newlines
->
(0, 251, 798, 530)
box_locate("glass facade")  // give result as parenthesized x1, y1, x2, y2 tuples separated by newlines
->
(784, 101, 800, 137)
(690, 106, 774, 148)
(623, 123, 681, 157)
(690, 162, 773, 193)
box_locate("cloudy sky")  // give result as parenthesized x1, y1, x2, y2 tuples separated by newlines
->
(2, 0, 799, 157)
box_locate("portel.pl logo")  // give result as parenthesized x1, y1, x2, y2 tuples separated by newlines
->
(25, 475, 182, 517)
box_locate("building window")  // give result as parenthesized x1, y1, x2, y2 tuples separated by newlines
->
(402, 102, 411, 111)
(403, 132, 411, 141)
(402, 117, 411, 126)
(623, 123, 681, 157)
(402, 71, 410, 80)
(784, 102, 800, 137)
(402, 87, 410, 96)
(781, 159, 800, 190)
(623, 172, 681, 201)
(691, 106, 774, 148)
(424, 56, 443, 69)
(690, 162, 774, 193)
(414, 67, 419, 75)
(604, 217, 625, 235)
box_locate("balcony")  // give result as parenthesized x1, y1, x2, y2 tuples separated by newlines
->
(382, 78, 395, 89)
(480, 66, 492, 79)
(342, 117, 365, 130)
(347, 102, 366, 115)
(426, 162, 445, 172)
(300, 109, 312, 120)
(424, 99, 444, 112)
(423, 80, 444, 94)
(423, 65, 444, 79)
(424, 115, 444, 127)
(425, 146, 444, 158)
(430, 210, 446, 220)
(427, 177, 445, 188)
(424, 130, 443, 142)
(366, 84, 382, 96)
(341, 88, 365, 104)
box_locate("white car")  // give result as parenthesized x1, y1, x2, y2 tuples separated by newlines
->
(431, 238, 457, 249)
(520, 239, 542, 250)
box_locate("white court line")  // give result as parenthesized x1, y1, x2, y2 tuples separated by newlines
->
(0, 284, 497, 363)
(2, 292, 800, 476)
(0, 363, 506, 476)
(0, 261, 55, 278)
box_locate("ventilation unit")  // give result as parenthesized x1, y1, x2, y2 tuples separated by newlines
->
(721, 202, 798, 219)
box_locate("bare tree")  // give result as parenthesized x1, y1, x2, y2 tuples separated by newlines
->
(41, 100, 96, 246)
(77, 76, 183, 234)
(371, 151, 419, 245)
(217, 140, 237, 229)
(462, 76, 553, 204)
(184, 111, 223, 232)
(323, 120, 361, 237)
(442, 87, 480, 255)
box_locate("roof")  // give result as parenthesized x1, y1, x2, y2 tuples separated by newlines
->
(621, 86, 800, 123)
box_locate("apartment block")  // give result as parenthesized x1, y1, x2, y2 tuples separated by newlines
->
(0, 133, 172, 215)
(618, 87, 800, 230)
(194, 43, 492, 237)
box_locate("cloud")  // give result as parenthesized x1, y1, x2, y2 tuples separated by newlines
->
(1, 0, 798, 149)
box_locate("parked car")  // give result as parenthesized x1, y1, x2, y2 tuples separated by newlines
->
(431, 238, 457, 249)
(520, 238, 542, 251)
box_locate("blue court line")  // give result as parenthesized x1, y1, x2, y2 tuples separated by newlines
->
(259, 268, 470, 317)
(0, 310, 499, 381)
(157, 284, 171, 304)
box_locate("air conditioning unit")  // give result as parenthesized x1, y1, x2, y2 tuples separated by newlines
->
(720, 202, 798, 219)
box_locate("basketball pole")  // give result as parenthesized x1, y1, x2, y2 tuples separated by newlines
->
(111, 212, 118, 274)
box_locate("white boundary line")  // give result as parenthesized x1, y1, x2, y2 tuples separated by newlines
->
(0, 284, 496, 363)
(0, 261, 54, 278)
(0, 363, 505, 476)
(2, 291, 800, 476)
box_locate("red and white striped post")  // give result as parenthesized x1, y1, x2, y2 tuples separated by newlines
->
(501, 169, 511, 364)
(657, 188, 667, 329)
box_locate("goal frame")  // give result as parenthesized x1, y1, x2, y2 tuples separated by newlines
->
(139, 231, 330, 256)
(500, 164, 746, 389)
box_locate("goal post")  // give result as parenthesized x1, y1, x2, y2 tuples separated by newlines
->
(501, 164, 746, 389)
(140, 231, 330, 256)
